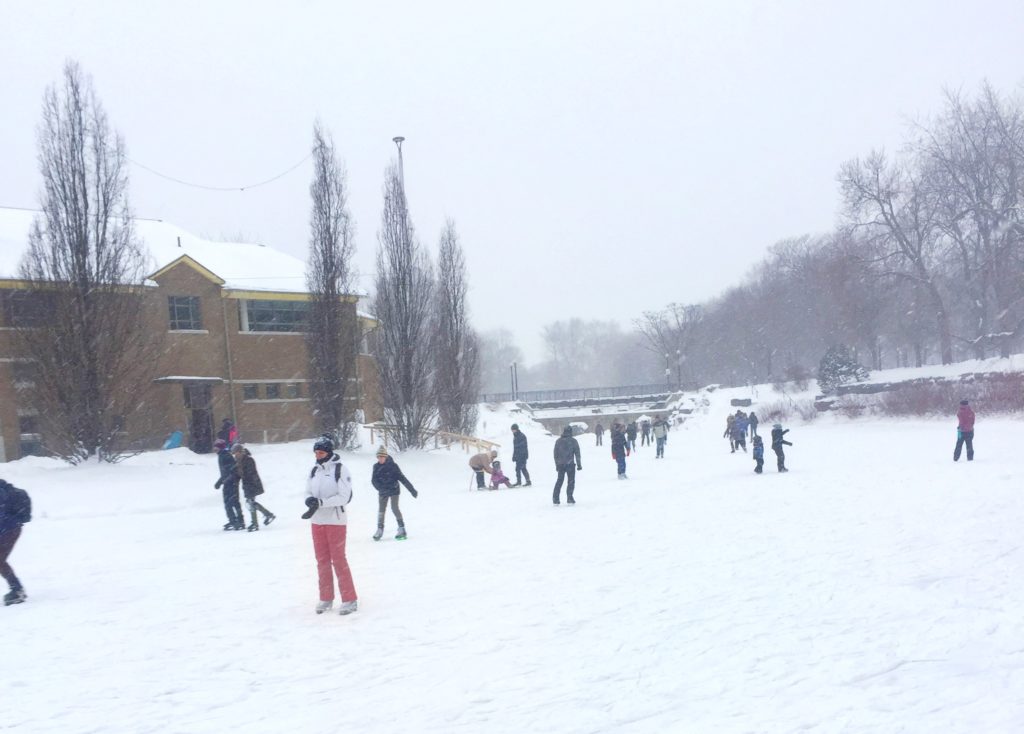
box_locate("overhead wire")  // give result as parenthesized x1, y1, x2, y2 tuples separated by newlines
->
(127, 152, 312, 192)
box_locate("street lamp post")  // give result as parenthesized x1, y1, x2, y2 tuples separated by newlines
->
(676, 349, 682, 391)
(392, 136, 406, 191)
(664, 368, 671, 392)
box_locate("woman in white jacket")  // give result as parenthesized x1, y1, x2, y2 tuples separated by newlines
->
(303, 436, 358, 615)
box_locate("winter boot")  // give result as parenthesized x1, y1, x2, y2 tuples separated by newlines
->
(395, 526, 407, 540)
(315, 600, 333, 614)
(263, 513, 276, 527)
(373, 527, 384, 541)
(222, 522, 236, 531)
(3, 588, 26, 606)
(247, 520, 260, 532)
(338, 600, 358, 615)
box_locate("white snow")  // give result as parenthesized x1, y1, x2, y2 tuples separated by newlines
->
(2, 385, 1024, 732)
(0, 206, 309, 293)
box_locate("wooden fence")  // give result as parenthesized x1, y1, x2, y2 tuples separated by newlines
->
(364, 423, 500, 455)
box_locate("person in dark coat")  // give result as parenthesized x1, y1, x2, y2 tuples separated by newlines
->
(626, 421, 638, 451)
(232, 444, 276, 531)
(595, 423, 605, 446)
(371, 445, 418, 540)
(770, 423, 792, 472)
(953, 399, 976, 462)
(552, 426, 582, 505)
(611, 422, 630, 479)
(748, 411, 759, 438)
(0, 479, 30, 605)
(213, 438, 244, 530)
(510, 424, 531, 486)
(217, 418, 238, 446)
(640, 419, 651, 446)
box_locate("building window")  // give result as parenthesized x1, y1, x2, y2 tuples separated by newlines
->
(11, 361, 36, 385)
(243, 384, 259, 401)
(286, 383, 301, 399)
(2, 291, 53, 328)
(265, 383, 281, 400)
(19, 437, 44, 458)
(168, 296, 202, 330)
(244, 300, 308, 332)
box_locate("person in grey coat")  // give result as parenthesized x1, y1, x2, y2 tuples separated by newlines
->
(552, 426, 582, 505)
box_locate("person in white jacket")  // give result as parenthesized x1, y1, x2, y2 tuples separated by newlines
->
(303, 436, 358, 615)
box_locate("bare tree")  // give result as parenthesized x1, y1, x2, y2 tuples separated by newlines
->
(921, 84, 1024, 358)
(374, 165, 436, 449)
(17, 61, 159, 462)
(634, 303, 704, 381)
(433, 220, 480, 434)
(839, 151, 954, 363)
(305, 122, 359, 447)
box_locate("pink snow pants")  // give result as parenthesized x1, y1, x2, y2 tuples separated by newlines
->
(311, 523, 357, 603)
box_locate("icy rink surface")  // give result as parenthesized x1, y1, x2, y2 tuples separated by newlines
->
(2, 394, 1023, 733)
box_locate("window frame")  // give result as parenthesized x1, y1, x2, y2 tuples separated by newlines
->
(168, 295, 203, 331)
(242, 299, 309, 333)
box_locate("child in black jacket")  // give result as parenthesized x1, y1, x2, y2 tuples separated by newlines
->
(371, 446, 418, 540)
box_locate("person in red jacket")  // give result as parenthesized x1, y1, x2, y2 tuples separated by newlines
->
(954, 399, 976, 462)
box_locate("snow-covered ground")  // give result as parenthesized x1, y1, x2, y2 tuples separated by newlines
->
(2, 388, 1023, 733)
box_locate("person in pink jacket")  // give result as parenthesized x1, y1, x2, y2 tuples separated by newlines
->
(302, 435, 358, 615)
(489, 460, 514, 489)
(953, 399, 976, 462)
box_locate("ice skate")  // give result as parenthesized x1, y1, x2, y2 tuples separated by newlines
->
(315, 600, 333, 614)
(3, 589, 26, 606)
(338, 600, 358, 615)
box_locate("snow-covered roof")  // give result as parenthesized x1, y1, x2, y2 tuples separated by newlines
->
(0, 206, 337, 296)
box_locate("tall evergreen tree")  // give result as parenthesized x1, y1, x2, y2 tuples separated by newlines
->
(374, 165, 436, 449)
(17, 61, 159, 462)
(304, 122, 359, 447)
(434, 220, 479, 435)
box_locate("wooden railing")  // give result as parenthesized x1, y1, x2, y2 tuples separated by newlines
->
(364, 423, 500, 455)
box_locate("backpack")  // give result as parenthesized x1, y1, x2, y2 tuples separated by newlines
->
(309, 461, 348, 512)
(5, 486, 32, 524)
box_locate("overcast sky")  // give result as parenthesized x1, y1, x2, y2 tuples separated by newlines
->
(2, 0, 1022, 362)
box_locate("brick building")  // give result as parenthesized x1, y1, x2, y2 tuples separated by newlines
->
(0, 207, 380, 461)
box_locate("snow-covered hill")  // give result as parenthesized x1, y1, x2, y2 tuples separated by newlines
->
(2, 377, 1022, 733)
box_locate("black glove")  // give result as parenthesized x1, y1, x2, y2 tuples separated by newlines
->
(300, 496, 322, 519)
(214, 479, 222, 489)
(576, 465, 582, 471)
(409, 487, 418, 498)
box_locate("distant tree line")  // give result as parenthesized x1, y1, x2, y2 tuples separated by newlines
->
(481, 83, 1024, 393)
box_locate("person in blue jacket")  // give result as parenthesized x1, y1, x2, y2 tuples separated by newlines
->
(371, 446, 418, 540)
(752, 435, 765, 473)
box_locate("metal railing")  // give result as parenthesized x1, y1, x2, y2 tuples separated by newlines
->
(481, 382, 697, 405)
